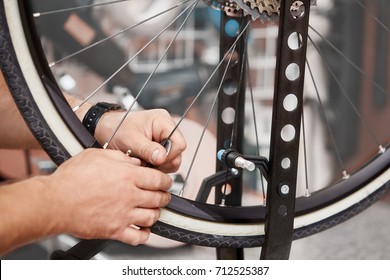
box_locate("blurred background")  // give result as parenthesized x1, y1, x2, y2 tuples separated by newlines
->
(1, 0, 390, 259)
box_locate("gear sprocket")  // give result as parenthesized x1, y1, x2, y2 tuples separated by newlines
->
(203, 0, 316, 22)
(247, 0, 280, 14)
(202, 0, 240, 16)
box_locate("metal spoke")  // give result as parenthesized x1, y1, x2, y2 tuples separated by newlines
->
(49, 0, 193, 67)
(309, 25, 390, 97)
(308, 35, 382, 149)
(33, 0, 134, 17)
(72, 0, 198, 112)
(305, 57, 347, 176)
(246, 49, 266, 205)
(180, 44, 238, 196)
(354, 0, 390, 33)
(103, 0, 200, 148)
(163, 21, 252, 142)
(301, 106, 311, 197)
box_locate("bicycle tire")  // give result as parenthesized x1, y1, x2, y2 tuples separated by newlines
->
(0, 0, 389, 250)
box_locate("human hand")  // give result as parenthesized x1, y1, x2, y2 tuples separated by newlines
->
(48, 148, 172, 246)
(95, 109, 186, 173)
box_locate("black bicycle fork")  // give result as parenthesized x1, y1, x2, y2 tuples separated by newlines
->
(260, 0, 311, 260)
(216, 0, 312, 260)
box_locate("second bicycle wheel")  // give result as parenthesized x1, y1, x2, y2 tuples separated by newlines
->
(1, 0, 390, 253)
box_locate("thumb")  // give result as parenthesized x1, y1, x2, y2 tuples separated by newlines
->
(130, 134, 168, 166)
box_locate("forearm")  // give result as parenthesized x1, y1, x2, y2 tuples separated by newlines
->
(0, 73, 92, 149)
(0, 73, 40, 149)
(64, 93, 91, 122)
(0, 177, 61, 255)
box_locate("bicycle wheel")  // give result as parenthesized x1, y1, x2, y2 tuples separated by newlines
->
(1, 0, 389, 255)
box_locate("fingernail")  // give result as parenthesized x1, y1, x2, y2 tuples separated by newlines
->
(151, 149, 160, 163)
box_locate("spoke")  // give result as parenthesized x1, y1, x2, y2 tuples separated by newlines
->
(33, 0, 134, 17)
(309, 25, 390, 97)
(73, 0, 198, 112)
(308, 35, 382, 149)
(246, 49, 266, 205)
(354, 0, 390, 33)
(103, 0, 200, 148)
(179, 43, 238, 197)
(49, 0, 193, 67)
(306, 58, 347, 176)
(246, 55, 260, 156)
(220, 170, 231, 206)
(301, 107, 311, 197)
(297, 33, 310, 196)
(163, 21, 252, 142)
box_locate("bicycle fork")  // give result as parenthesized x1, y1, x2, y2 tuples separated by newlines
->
(261, 0, 312, 259)
(216, 0, 312, 260)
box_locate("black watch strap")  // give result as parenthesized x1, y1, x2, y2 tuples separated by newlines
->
(82, 102, 122, 136)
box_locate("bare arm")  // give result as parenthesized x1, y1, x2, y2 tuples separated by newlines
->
(0, 72, 93, 149)
(0, 72, 186, 170)
(0, 149, 172, 256)
(0, 72, 186, 256)
(0, 176, 60, 254)
(0, 72, 41, 149)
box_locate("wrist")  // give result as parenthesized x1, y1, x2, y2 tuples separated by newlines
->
(82, 102, 123, 136)
(0, 176, 63, 253)
(30, 176, 65, 236)
(94, 110, 125, 147)
(37, 175, 78, 236)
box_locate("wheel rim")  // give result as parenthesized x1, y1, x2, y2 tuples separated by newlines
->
(2, 0, 390, 247)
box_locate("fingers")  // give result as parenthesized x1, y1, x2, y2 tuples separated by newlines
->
(131, 166, 173, 191)
(165, 128, 186, 165)
(117, 227, 151, 246)
(54, 148, 174, 248)
(116, 208, 162, 246)
(121, 156, 142, 166)
(130, 135, 169, 166)
(156, 153, 183, 173)
(126, 110, 186, 168)
(153, 115, 187, 169)
(134, 189, 171, 208)
(128, 208, 161, 228)
(80, 148, 138, 164)
(103, 149, 173, 204)
(75, 149, 173, 193)
(116, 208, 160, 246)
(96, 109, 187, 172)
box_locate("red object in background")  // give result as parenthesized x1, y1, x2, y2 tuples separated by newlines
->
(0, 149, 51, 180)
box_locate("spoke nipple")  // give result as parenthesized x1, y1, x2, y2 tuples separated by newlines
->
(304, 189, 311, 197)
(103, 143, 109, 149)
(72, 105, 80, 112)
(178, 189, 184, 197)
(379, 145, 386, 154)
(342, 170, 350, 180)
(48, 62, 56, 68)
(33, 13, 40, 18)
(220, 199, 226, 207)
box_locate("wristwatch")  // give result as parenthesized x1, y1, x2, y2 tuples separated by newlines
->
(82, 102, 122, 136)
